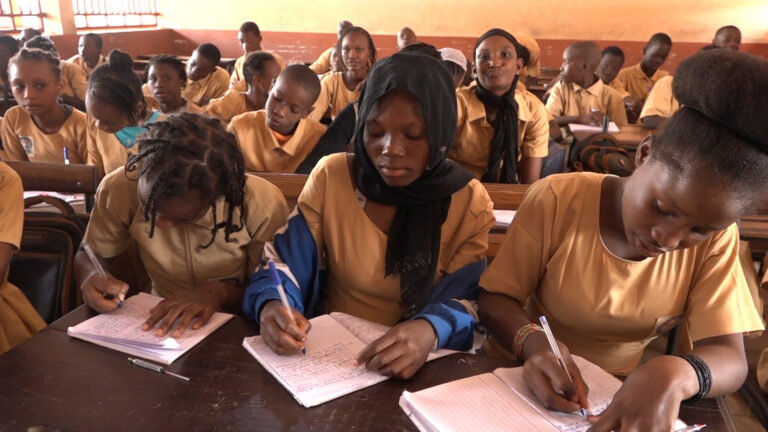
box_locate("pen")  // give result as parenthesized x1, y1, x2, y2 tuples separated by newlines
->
(675, 424, 706, 432)
(601, 115, 610, 133)
(63, 146, 70, 165)
(268, 261, 305, 355)
(127, 357, 189, 382)
(82, 242, 126, 307)
(539, 315, 586, 417)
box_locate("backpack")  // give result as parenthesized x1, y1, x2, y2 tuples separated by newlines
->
(568, 133, 634, 177)
(8, 195, 86, 323)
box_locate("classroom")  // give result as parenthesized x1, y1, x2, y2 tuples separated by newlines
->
(1, 0, 768, 431)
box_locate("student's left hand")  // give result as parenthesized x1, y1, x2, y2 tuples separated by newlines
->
(355, 319, 436, 379)
(587, 355, 692, 432)
(142, 281, 228, 338)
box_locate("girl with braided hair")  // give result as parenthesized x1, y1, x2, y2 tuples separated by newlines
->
(74, 113, 288, 338)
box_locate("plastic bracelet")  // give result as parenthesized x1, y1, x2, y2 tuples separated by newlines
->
(676, 353, 713, 404)
(513, 323, 544, 360)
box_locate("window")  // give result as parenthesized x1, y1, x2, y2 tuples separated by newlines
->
(72, 0, 158, 30)
(0, 0, 44, 34)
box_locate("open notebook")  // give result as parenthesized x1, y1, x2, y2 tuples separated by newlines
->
(399, 355, 687, 432)
(67, 292, 233, 365)
(569, 122, 621, 134)
(242, 312, 456, 408)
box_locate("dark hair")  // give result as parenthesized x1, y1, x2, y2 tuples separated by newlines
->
(9, 47, 60, 80)
(239, 21, 261, 36)
(88, 49, 146, 124)
(699, 44, 720, 52)
(24, 35, 57, 54)
(400, 42, 441, 60)
(648, 32, 672, 48)
(442, 60, 465, 78)
(601, 45, 624, 60)
(715, 25, 740, 37)
(125, 113, 247, 247)
(146, 54, 187, 82)
(278, 64, 321, 103)
(337, 26, 377, 65)
(0, 35, 20, 56)
(196, 43, 221, 65)
(242, 51, 277, 83)
(83, 33, 103, 50)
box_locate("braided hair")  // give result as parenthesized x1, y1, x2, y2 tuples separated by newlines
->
(9, 46, 60, 80)
(125, 113, 247, 249)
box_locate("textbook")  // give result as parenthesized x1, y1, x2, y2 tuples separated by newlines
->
(242, 312, 456, 408)
(67, 292, 233, 365)
(399, 355, 687, 432)
(568, 122, 621, 134)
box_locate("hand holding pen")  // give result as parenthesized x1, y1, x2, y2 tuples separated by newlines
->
(80, 242, 130, 313)
(258, 261, 310, 356)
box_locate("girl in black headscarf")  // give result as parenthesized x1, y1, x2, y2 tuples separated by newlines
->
(449, 28, 550, 183)
(244, 52, 495, 379)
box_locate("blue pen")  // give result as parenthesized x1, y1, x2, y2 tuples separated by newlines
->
(63, 146, 70, 165)
(268, 261, 305, 355)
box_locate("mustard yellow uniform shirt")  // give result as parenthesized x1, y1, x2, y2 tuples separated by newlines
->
(84, 167, 290, 298)
(203, 91, 248, 124)
(639, 75, 679, 121)
(67, 54, 106, 78)
(308, 72, 359, 122)
(514, 33, 541, 81)
(1, 106, 88, 164)
(300, 153, 495, 325)
(450, 82, 549, 180)
(144, 95, 203, 115)
(0, 161, 46, 354)
(60, 60, 88, 101)
(612, 62, 669, 103)
(229, 110, 327, 173)
(182, 66, 230, 107)
(230, 50, 286, 88)
(480, 173, 763, 376)
(309, 46, 334, 75)
(546, 79, 628, 126)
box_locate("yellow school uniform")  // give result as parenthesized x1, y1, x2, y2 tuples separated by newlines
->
(300, 153, 494, 325)
(229, 50, 286, 88)
(308, 72, 359, 122)
(639, 76, 679, 121)
(480, 173, 763, 376)
(309, 47, 334, 75)
(546, 79, 628, 126)
(84, 167, 290, 298)
(228, 110, 327, 173)
(84, 111, 165, 176)
(514, 33, 541, 81)
(67, 54, 106, 78)
(612, 63, 669, 103)
(60, 60, 88, 102)
(203, 91, 248, 124)
(182, 66, 231, 107)
(0, 161, 46, 354)
(1, 106, 88, 164)
(450, 82, 549, 180)
(144, 95, 203, 115)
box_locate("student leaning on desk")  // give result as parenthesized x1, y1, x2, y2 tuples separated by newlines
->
(479, 49, 768, 431)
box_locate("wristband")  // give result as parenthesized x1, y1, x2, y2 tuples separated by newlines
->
(513, 323, 543, 360)
(676, 353, 712, 404)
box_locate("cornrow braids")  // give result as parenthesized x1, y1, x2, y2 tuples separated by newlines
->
(125, 113, 247, 249)
(9, 47, 61, 80)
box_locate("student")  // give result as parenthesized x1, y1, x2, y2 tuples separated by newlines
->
(25, 35, 87, 112)
(0, 161, 46, 354)
(228, 65, 325, 173)
(638, 75, 677, 130)
(612, 33, 672, 123)
(712, 25, 741, 51)
(1, 47, 88, 164)
(229, 21, 285, 90)
(85, 50, 161, 176)
(17, 28, 40, 46)
(243, 53, 494, 379)
(75, 113, 289, 337)
(144, 55, 203, 115)
(596, 46, 624, 86)
(450, 29, 549, 184)
(327, 47, 344, 74)
(0, 35, 20, 109)
(309, 20, 353, 74)
(183, 43, 230, 107)
(439, 47, 467, 89)
(397, 27, 418, 50)
(478, 49, 767, 431)
(67, 33, 105, 78)
(546, 41, 627, 137)
(308, 26, 376, 122)
(203, 52, 279, 124)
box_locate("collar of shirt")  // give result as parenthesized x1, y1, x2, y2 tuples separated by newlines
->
(268, 118, 307, 156)
(465, 81, 533, 125)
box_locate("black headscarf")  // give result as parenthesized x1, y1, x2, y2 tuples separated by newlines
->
(352, 52, 474, 320)
(473, 28, 523, 183)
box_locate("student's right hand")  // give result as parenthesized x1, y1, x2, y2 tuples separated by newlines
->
(579, 110, 605, 126)
(259, 300, 311, 355)
(81, 273, 129, 313)
(522, 334, 590, 414)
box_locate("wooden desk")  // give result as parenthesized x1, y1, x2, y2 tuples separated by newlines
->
(572, 124, 652, 151)
(0, 306, 736, 431)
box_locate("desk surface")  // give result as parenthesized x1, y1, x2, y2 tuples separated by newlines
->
(0, 307, 736, 432)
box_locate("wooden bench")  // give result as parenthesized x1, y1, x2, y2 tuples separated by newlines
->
(5, 161, 101, 212)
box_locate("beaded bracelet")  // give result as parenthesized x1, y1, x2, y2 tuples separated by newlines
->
(676, 353, 712, 404)
(513, 323, 544, 359)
